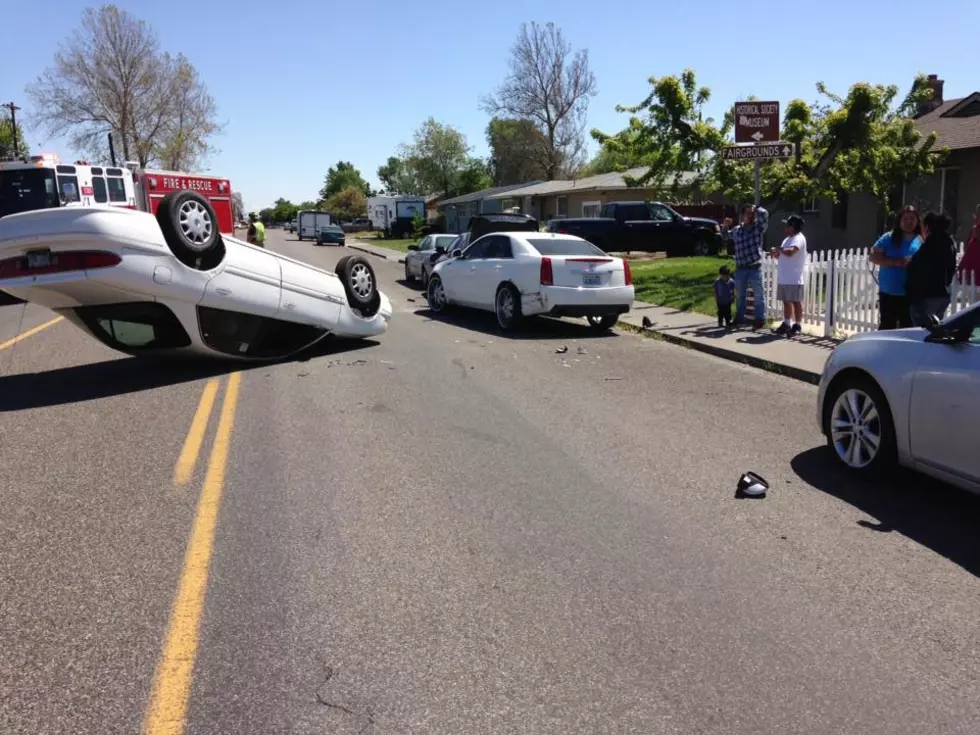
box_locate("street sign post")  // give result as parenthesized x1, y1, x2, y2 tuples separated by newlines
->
(732, 100, 782, 207)
(721, 142, 795, 161)
(734, 101, 780, 144)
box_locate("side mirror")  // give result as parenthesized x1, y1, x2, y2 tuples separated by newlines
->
(407, 244, 418, 251)
(451, 248, 462, 258)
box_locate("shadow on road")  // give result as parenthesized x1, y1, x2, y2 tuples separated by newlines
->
(0, 291, 27, 307)
(416, 306, 620, 341)
(791, 446, 980, 577)
(0, 337, 378, 411)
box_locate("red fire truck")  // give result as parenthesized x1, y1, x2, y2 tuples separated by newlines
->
(0, 153, 236, 235)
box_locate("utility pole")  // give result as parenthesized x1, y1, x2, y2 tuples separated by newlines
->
(4, 101, 22, 157)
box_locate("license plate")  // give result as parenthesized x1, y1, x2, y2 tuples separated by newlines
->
(26, 250, 53, 269)
(582, 273, 601, 286)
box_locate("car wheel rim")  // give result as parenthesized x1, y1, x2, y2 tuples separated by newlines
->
(587, 315, 601, 327)
(429, 279, 445, 310)
(350, 263, 374, 299)
(830, 388, 881, 469)
(694, 240, 709, 256)
(178, 200, 213, 250)
(497, 289, 514, 326)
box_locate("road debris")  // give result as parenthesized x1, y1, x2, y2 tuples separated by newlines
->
(577, 345, 588, 355)
(555, 346, 569, 354)
(737, 471, 769, 498)
(642, 316, 654, 329)
(604, 376, 623, 381)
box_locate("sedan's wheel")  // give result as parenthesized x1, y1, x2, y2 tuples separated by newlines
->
(495, 284, 522, 331)
(404, 261, 415, 281)
(587, 314, 619, 331)
(156, 190, 224, 269)
(427, 275, 448, 313)
(335, 255, 380, 316)
(420, 268, 429, 289)
(824, 378, 896, 475)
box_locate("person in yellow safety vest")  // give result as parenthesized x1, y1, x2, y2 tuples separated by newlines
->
(247, 212, 266, 247)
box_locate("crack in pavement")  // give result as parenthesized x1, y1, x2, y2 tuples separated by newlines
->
(314, 663, 377, 733)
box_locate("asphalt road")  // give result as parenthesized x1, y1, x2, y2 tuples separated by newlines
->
(1, 228, 979, 735)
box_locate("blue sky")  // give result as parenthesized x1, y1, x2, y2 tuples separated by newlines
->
(2, 0, 977, 213)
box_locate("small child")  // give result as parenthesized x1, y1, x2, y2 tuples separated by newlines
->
(713, 265, 735, 329)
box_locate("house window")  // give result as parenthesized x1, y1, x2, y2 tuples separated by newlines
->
(556, 196, 568, 217)
(803, 197, 819, 213)
(831, 190, 849, 230)
(940, 167, 960, 229)
(582, 200, 601, 218)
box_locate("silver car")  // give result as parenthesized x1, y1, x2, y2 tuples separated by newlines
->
(403, 234, 459, 286)
(816, 300, 980, 492)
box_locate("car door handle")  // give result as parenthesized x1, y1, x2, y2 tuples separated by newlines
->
(494, 265, 503, 270)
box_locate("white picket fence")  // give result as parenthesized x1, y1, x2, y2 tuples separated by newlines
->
(746, 243, 978, 337)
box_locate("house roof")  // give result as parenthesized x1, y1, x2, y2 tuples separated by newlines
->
(439, 182, 544, 206)
(487, 168, 700, 199)
(913, 93, 980, 151)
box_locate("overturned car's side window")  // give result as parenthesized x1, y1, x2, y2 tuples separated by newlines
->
(74, 302, 192, 351)
(197, 306, 328, 359)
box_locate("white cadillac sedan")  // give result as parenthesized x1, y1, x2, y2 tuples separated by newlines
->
(816, 301, 980, 493)
(425, 231, 634, 331)
(0, 191, 391, 361)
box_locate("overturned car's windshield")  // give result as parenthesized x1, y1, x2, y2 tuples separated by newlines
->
(0, 168, 60, 218)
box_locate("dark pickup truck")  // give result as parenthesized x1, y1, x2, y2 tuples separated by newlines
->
(547, 201, 722, 256)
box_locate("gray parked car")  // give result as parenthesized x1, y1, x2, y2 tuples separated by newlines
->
(817, 300, 980, 492)
(404, 234, 458, 286)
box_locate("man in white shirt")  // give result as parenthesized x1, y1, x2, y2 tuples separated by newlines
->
(771, 215, 807, 336)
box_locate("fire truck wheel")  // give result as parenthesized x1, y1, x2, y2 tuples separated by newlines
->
(156, 191, 222, 263)
(335, 255, 381, 316)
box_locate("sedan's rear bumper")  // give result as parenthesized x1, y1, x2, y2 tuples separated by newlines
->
(524, 284, 634, 317)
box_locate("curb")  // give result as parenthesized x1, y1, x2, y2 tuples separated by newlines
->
(348, 243, 407, 264)
(619, 322, 822, 385)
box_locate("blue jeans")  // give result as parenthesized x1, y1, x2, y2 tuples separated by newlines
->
(909, 295, 950, 326)
(734, 267, 766, 324)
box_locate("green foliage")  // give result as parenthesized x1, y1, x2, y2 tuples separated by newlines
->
(377, 155, 423, 195)
(319, 161, 371, 201)
(457, 157, 493, 196)
(591, 69, 727, 197)
(0, 118, 27, 158)
(486, 118, 548, 185)
(385, 118, 490, 198)
(411, 212, 425, 240)
(324, 186, 367, 222)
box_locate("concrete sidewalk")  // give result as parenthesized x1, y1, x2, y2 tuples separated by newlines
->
(620, 302, 838, 384)
(347, 239, 408, 263)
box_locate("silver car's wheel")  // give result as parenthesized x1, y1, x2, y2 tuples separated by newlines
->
(830, 389, 882, 469)
(824, 377, 896, 475)
(349, 261, 374, 300)
(177, 199, 214, 252)
(428, 276, 447, 313)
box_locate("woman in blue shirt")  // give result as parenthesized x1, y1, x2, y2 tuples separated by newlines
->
(870, 205, 923, 330)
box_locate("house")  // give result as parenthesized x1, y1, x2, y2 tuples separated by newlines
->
(424, 193, 448, 222)
(439, 182, 544, 233)
(486, 168, 723, 223)
(775, 74, 980, 251)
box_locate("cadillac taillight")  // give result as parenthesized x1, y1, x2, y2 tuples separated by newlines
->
(540, 257, 554, 286)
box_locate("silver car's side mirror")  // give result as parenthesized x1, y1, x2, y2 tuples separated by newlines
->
(451, 249, 462, 258)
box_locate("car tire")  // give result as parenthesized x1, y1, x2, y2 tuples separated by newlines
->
(823, 375, 898, 476)
(156, 190, 224, 269)
(404, 261, 415, 281)
(586, 314, 619, 331)
(495, 283, 522, 332)
(420, 268, 429, 289)
(692, 236, 713, 257)
(335, 255, 381, 317)
(427, 275, 449, 313)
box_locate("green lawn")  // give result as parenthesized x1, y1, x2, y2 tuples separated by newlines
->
(350, 231, 418, 253)
(630, 256, 735, 315)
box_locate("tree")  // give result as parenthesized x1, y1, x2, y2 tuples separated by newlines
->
(0, 118, 27, 158)
(402, 118, 471, 197)
(486, 118, 549, 185)
(26, 5, 220, 167)
(319, 161, 371, 201)
(154, 55, 222, 171)
(324, 186, 367, 222)
(457, 157, 493, 195)
(482, 22, 597, 179)
(377, 155, 423, 195)
(591, 69, 727, 198)
(231, 191, 245, 221)
(269, 197, 299, 223)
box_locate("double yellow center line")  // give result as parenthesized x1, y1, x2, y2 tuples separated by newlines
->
(143, 372, 242, 735)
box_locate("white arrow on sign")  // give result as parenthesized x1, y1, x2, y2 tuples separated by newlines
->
(782, 145, 792, 156)
(751, 131, 765, 141)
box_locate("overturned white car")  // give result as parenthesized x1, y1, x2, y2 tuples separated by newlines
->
(0, 191, 392, 360)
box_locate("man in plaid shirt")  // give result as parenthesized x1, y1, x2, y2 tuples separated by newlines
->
(731, 204, 770, 329)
